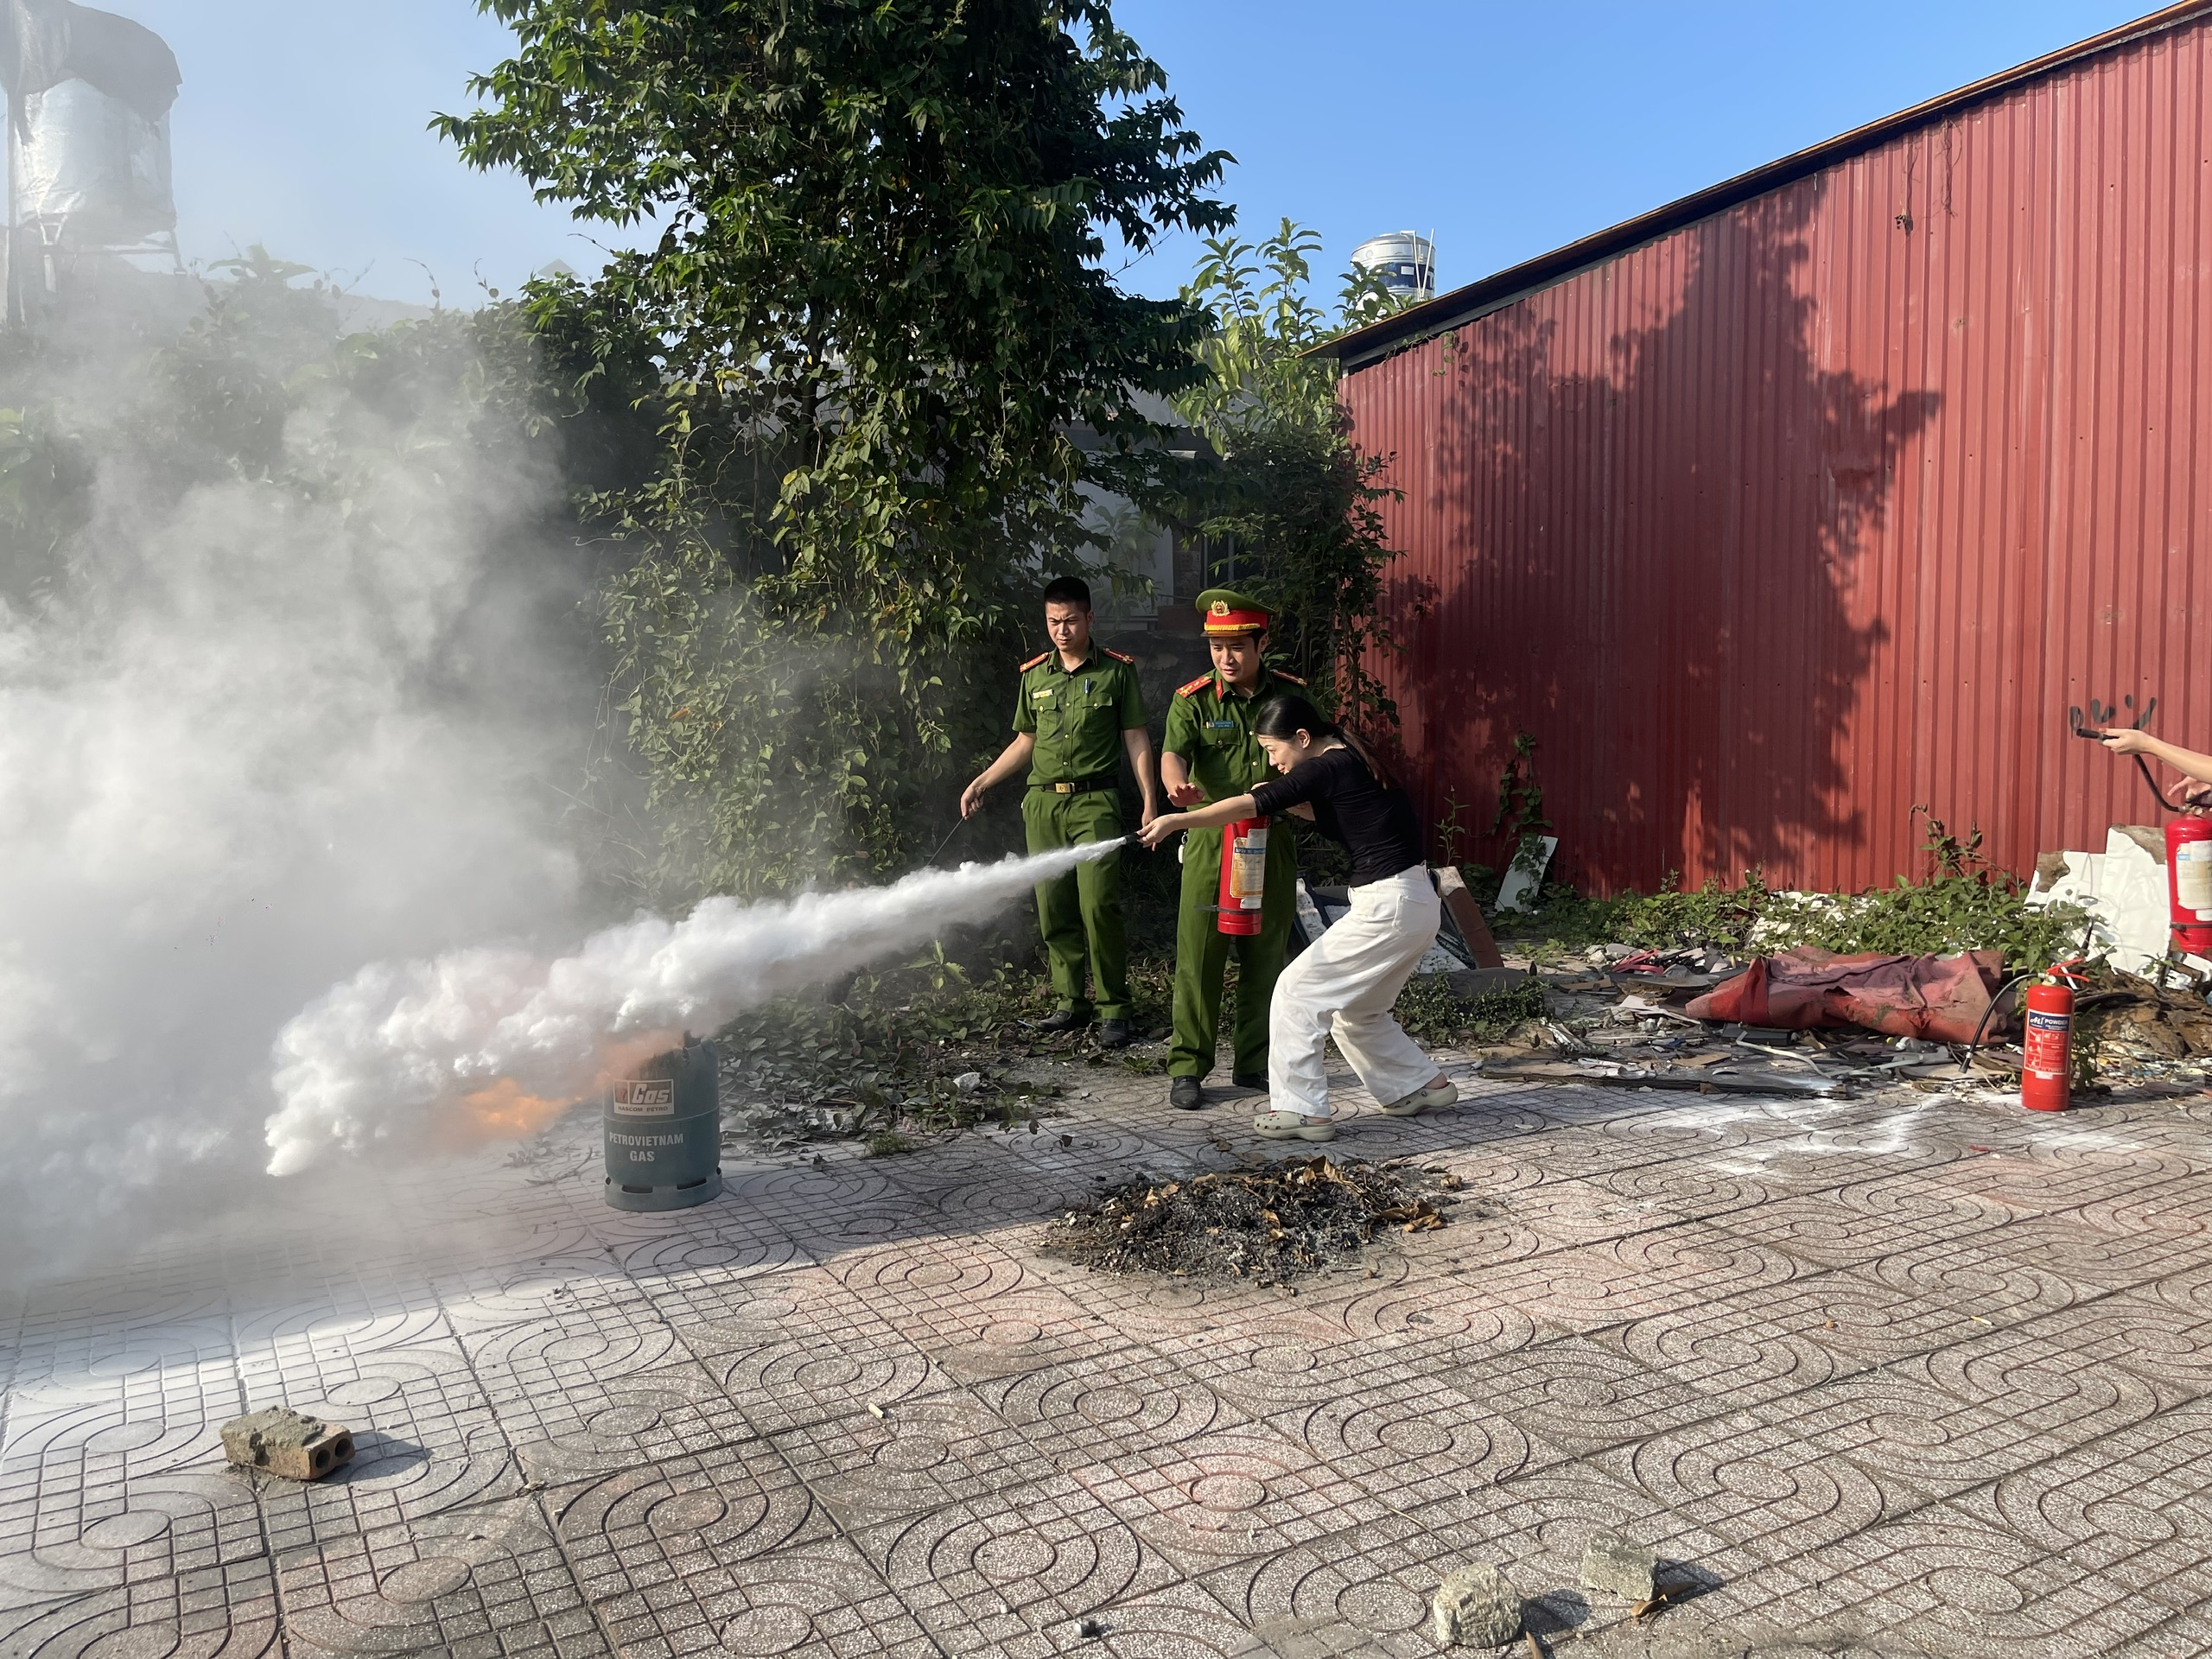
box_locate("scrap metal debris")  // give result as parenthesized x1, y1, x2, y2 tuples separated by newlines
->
(1474, 939, 2212, 1103)
(2087, 970, 2212, 1061)
(1039, 1156, 1465, 1282)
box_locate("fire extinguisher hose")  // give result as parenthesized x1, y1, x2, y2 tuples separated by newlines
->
(1963, 958, 2090, 1054)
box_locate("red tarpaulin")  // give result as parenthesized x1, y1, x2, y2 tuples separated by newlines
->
(1686, 947, 2007, 1044)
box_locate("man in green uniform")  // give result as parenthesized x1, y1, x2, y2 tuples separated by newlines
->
(1159, 588, 1303, 1109)
(961, 576, 1159, 1046)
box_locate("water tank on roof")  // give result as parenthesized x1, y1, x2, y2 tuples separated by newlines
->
(1351, 231, 1436, 306)
(11, 75, 173, 241)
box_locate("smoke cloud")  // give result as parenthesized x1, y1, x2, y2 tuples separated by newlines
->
(0, 287, 597, 1272)
(264, 840, 1122, 1177)
(0, 281, 1108, 1277)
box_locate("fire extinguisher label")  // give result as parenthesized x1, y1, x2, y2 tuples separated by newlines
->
(2177, 841, 2212, 915)
(1229, 826, 1268, 908)
(2023, 1009, 2070, 1077)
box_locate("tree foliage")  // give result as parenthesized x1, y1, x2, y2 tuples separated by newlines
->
(437, 0, 1230, 897)
(1122, 221, 1404, 722)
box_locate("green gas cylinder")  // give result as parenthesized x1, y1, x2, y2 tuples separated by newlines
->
(603, 1036, 721, 1211)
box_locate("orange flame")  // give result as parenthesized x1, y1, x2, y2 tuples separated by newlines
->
(439, 1027, 687, 1154)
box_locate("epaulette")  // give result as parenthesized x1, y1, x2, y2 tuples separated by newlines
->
(1176, 672, 1216, 697)
(1102, 646, 1136, 664)
(1020, 651, 1051, 671)
(1272, 671, 1306, 686)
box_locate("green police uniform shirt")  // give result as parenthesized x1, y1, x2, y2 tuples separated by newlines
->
(1013, 644, 1147, 786)
(1161, 667, 1306, 802)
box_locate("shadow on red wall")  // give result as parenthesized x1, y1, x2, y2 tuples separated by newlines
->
(1377, 179, 1939, 893)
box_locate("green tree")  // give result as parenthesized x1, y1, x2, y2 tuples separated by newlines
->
(436, 0, 1231, 898)
(1124, 220, 1404, 723)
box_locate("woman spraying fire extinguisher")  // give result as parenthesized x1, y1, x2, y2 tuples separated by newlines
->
(1138, 694, 1455, 1142)
(2094, 726, 2212, 955)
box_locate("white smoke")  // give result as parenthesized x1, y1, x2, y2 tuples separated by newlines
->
(263, 840, 1122, 1176)
(0, 292, 594, 1271)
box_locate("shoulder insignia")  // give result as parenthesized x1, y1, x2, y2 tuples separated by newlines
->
(1176, 673, 1216, 697)
(1102, 646, 1136, 664)
(1271, 671, 1306, 686)
(1020, 652, 1051, 671)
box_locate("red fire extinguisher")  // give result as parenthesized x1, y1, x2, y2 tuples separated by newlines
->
(2168, 817, 2212, 956)
(2020, 960, 2088, 1114)
(1216, 818, 1268, 937)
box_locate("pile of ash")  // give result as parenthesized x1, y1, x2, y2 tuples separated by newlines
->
(1039, 1155, 1465, 1283)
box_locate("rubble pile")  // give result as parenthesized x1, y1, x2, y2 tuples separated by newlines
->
(1039, 1156, 1464, 1282)
(2082, 971, 2212, 1078)
(1462, 932, 2212, 1102)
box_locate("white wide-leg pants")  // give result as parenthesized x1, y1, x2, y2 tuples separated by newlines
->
(1268, 866, 1441, 1118)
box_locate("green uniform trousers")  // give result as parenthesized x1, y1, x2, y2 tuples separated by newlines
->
(1022, 788, 1128, 1020)
(1169, 821, 1299, 1078)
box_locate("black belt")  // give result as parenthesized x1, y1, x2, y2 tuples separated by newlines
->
(1031, 772, 1119, 796)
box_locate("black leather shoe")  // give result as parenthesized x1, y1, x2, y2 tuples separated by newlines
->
(1095, 1018, 1132, 1049)
(1168, 1077, 1205, 1110)
(1034, 1008, 1091, 1033)
(1232, 1072, 1268, 1090)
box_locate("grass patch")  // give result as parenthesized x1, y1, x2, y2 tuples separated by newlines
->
(1486, 868, 2091, 974)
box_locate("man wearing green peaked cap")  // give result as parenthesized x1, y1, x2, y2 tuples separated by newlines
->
(1158, 588, 1303, 1109)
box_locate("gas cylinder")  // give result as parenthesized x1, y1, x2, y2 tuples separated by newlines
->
(2167, 817, 2212, 956)
(1217, 818, 1268, 937)
(605, 1036, 722, 1211)
(2020, 979, 2075, 1114)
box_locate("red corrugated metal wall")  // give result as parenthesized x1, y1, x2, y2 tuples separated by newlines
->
(1344, 17, 2212, 896)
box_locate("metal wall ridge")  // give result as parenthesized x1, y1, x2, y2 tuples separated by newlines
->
(1323, 0, 2212, 372)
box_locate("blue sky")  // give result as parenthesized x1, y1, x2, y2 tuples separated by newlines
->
(130, 1, 2148, 310)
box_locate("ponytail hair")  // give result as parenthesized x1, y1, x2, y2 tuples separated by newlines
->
(1253, 693, 1395, 790)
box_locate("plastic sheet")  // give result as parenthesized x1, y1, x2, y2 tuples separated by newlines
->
(1686, 945, 2008, 1044)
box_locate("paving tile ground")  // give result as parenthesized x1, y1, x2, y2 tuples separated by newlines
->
(6, 1054, 2212, 1656)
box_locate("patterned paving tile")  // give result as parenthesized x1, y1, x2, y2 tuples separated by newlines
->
(1604, 1408, 1895, 1568)
(546, 1443, 836, 1612)
(1160, 1319, 1455, 1419)
(1908, 1323, 2167, 1449)
(1758, 1372, 2080, 1506)
(1274, 1370, 1541, 1503)
(1721, 1502, 2179, 1657)
(853, 1474, 1177, 1649)
(1617, 1294, 1844, 1409)
(1444, 1337, 1715, 1459)
(1294, 1255, 1542, 1357)
(276, 1494, 610, 1657)
(489, 1358, 757, 1488)
(0, 1554, 283, 1658)
(1198, 1510, 1467, 1659)
(238, 1335, 521, 1543)
(2013, 1289, 2212, 1403)
(16, 1074, 2212, 1657)
(594, 1534, 937, 1658)
(1071, 1427, 1393, 1576)
(1586, 1158, 1779, 1224)
(0, 1462, 265, 1612)
(1975, 1399, 2212, 1611)
(977, 1348, 1249, 1471)
(769, 1391, 1058, 1529)
(1908, 1137, 2197, 1223)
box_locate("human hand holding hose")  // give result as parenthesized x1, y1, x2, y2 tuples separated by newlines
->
(1137, 792, 1258, 850)
(2097, 727, 2212, 813)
